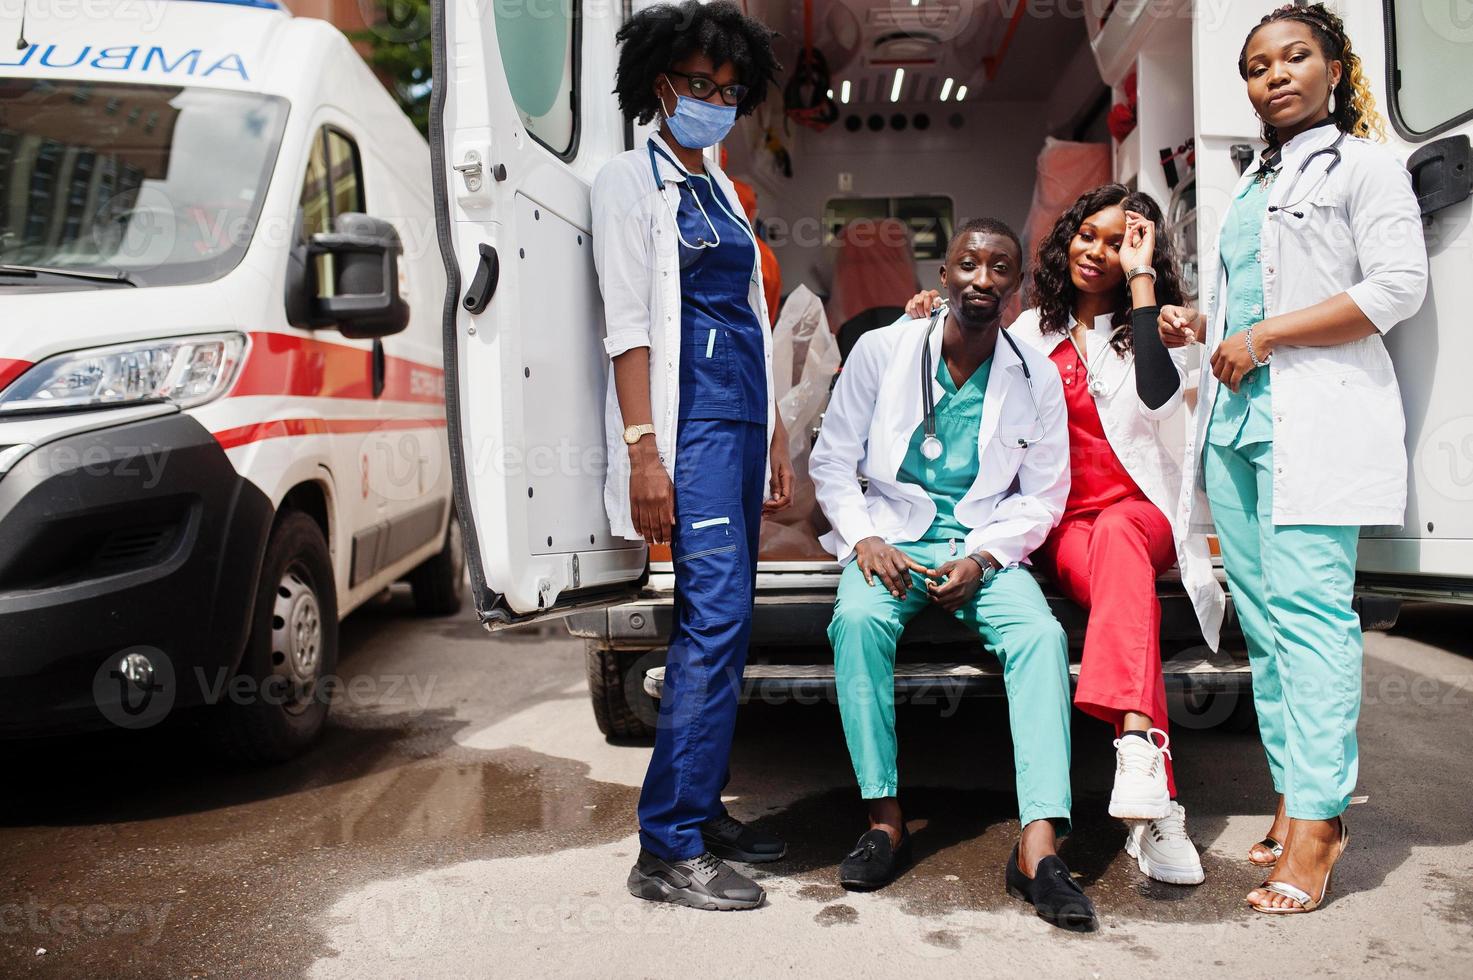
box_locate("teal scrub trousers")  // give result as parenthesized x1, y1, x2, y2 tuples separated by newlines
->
(1204, 440, 1362, 820)
(829, 554, 1074, 830)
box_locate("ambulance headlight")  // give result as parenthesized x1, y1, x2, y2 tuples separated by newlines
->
(0, 334, 247, 415)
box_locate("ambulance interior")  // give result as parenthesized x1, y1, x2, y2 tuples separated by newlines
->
(722, 0, 1200, 562)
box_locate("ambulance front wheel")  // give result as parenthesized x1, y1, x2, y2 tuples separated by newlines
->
(215, 511, 339, 762)
(409, 508, 466, 616)
(586, 644, 661, 741)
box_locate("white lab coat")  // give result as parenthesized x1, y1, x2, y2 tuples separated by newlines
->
(810, 317, 1070, 568)
(1009, 308, 1225, 649)
(590, 133, 775, 540)
(1181, 125, 1428, 533)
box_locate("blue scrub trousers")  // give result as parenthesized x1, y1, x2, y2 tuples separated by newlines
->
(1204, 440, 1362, 819)
(637, 418, 767, 859)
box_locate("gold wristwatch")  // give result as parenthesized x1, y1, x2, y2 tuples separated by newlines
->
(622, 423, 656, 445)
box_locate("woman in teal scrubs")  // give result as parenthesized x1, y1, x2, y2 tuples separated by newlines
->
(1154, 4, 1426, 913)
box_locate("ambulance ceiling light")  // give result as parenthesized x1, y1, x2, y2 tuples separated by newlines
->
(890, 68, 905, 103)
(939, 77, 954, 102)
(840, 79, 851, 104)
(955, 85, 968, 102)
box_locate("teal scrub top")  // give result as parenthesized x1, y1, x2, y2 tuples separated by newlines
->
(1209, 173, 1274, 449)
(897, 353, 992, 544)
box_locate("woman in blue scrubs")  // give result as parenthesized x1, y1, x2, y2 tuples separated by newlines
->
(591, 1, 791, 912)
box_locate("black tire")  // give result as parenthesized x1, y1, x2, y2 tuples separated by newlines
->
(215, 511, 338, 763)
(409, 508, 466, 616)
(586, 643, 662, 741)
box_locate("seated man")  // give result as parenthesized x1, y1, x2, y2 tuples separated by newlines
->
(809, 218, 1095, 931)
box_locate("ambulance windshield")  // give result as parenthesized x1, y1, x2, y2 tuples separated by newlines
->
(0, 79, 288, 288)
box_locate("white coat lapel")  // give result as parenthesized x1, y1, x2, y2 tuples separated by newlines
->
(870, 319, 931, 479)
(975, 328, 1019, 459)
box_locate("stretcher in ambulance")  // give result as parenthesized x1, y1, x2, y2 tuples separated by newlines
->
(433, 0, 1473, 738)
(0, 0, 461, 758)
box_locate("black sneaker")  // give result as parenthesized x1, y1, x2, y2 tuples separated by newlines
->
(838, 828, 911, 890)
(701, 813, 787, 863)
(1004, 845, 1098, 932)
(627, 849, 765, 911)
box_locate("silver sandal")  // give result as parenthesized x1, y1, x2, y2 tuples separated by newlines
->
(1248, 818, 1350, 915)
(1248, 836, 1283, 867)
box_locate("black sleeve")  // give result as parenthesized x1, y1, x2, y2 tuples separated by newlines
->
(1132, 305, 1180, 411)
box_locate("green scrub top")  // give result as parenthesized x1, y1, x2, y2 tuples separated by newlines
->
(1208, 173, 1275, 449)
(896, 352, 992, 544)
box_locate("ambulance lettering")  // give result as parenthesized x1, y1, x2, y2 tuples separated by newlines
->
(1, 44, 248, 80)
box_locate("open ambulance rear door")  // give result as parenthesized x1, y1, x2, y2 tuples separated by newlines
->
(1355, 1, 1473, 604)
(429, 0, 645, 627)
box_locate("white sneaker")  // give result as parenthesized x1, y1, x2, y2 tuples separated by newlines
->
(1108, 728, 1172, 820)
(1125, 801, 1205, 885)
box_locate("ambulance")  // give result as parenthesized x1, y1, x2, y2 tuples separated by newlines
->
(433, 0, 1472, 737)
(0, 0, 459, 758)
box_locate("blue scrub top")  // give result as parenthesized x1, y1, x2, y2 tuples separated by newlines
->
(1209, 174, 1274, 449)
(897, 353, 992, 544)
(674, 170, 768, 424)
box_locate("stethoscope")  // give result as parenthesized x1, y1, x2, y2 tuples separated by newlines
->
(1067, 321, 1131, 399)
(1265, 129, 1346, 220)
(648, 141, 722, 251)
(919, 306, 1046, 460)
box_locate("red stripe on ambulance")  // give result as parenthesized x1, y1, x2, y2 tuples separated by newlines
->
(213, 416, 447, 450)
(0, 358, 32, 394)
(230, 332, 445, 404)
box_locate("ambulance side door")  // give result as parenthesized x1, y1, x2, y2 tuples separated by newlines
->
(429, 0, 645, 626)
(1357, 0, 1473, 593)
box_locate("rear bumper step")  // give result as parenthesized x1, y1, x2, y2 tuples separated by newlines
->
(642, 655, 1251, 701)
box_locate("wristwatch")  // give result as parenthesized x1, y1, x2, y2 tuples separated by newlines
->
(622, 423, 656, 445)
(966, 552, 999, 588)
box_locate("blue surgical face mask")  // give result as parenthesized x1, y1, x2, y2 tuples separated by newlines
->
(660, 76, 738, 149)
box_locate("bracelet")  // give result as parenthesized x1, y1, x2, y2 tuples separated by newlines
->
(1126, 265, 1156, 282)
(1245, 325, 1271, 368)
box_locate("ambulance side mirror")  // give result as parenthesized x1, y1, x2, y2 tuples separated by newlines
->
(287, 213, 410, 339)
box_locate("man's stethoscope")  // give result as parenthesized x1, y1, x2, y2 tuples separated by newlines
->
(919, 305, 1046, 460)
(648, 141, 722, 251)
(1265, 129, 1346, 220)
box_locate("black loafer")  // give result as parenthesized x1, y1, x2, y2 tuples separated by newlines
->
(701, 812, 787, 863)
(627, 849, 765, 911)
(1005, 845, 1098, 932)
(839, 828, 911, 890)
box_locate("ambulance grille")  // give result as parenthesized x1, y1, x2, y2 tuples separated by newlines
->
(92, 523, 177, 574)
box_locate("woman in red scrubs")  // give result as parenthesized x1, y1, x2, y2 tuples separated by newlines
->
(905, 186, 1224, 887)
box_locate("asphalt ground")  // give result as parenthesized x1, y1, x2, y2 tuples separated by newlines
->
(1, 592, 1470, 978)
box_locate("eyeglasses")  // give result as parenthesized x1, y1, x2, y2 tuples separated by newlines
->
(665, 70, 748, 106)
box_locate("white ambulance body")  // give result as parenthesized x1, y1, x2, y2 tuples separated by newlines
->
(0, 0, 459, 757)
(434, 0, 1472, 736)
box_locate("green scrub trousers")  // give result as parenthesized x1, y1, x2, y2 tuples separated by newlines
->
(828, 354, 1073, 830)
(1203, 175, 1362, 821)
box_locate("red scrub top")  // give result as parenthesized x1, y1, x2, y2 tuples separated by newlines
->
(1050, 337, 1146, 519)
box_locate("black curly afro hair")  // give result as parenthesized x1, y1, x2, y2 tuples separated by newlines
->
(614, 0, 781, 125)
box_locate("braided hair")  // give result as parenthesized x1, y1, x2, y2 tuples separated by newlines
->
(1027, 184, 1186, 356)
(613, 1, 781, 125)
(1238, 2, 1386, 147)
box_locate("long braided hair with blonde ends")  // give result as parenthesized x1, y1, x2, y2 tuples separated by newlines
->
(1237, 2, 1386, 147)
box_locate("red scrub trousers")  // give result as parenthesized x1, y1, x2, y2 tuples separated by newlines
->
(1034, 337, 1178, 797)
